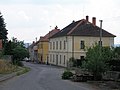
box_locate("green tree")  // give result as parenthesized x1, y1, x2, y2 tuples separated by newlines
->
(114, 46, 120, 59)
(12, 46, 29, 61)
(4, 38, 29, 65)
(0, 12, 8, 46)
(4, 38, 18, 55)
(102, 47, 114, 61)
(82, 45, 113, 80)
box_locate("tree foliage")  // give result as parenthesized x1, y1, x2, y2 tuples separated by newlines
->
(12, 46, 29, 61)
(113, 46, 120, 59)
(4, 37, 29, 65)
(82, 45, 113, 80)
(0, 12, 8, 46)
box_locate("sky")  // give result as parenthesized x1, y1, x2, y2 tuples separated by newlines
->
(0, 0, 120, 44)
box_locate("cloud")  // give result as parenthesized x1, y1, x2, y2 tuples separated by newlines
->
(18, 11, 31, 21)
(0, 0, 119, 44)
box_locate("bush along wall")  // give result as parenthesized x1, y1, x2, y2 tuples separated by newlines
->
(62, 70, 73, 79)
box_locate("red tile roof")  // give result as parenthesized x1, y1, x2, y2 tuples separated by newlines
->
(28, 41, 39, 49)
(39, 27, 60, 42)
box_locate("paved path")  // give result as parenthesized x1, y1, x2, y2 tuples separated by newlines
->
(0, 62, 99, 90)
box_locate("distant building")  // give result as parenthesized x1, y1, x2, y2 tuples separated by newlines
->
(28, 41, 39, 62)
(49, 16, 116, 67)
(37, 26, 60, 63)
(24, 43, 31, 48)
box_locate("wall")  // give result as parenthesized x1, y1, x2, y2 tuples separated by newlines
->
(49, 36, 114, 67)
(38, 41, 49, 63)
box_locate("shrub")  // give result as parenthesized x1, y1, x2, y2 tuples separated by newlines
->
(108, 59, 120, 71)
(12, 60, 24, 67)
(17, 61, 24, 67)
(82, 45, 112, 80)
(62, 70, 73, 79)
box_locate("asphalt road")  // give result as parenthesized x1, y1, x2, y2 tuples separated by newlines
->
(0, 62, 99, 90)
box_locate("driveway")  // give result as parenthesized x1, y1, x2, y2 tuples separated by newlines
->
(0, 62, 100, 90)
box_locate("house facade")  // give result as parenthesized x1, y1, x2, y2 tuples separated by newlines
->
(28, 41, 39, 62)
(49, 16, 116, 67)
(37, 26, 60, 63)
(37, 39, 48, 63)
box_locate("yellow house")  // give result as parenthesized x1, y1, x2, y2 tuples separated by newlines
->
(37, 27, 60, 63)
(49, 16, 116, 67)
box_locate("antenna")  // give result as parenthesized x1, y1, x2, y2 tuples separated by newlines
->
(50, 26, 52, 29)
(35, 37, 37, 42)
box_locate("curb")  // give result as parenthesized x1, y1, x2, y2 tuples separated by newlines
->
(0, 73, 16, 82)
(0, 67, 30, 82)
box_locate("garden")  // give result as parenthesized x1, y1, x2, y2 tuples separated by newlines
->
(62, 45, 120, 89)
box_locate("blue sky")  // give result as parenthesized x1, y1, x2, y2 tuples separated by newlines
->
(0, 0, 120, 44)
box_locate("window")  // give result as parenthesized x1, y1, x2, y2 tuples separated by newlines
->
(98, 41, 102, 46)
(63, 55, 65, 65)
(50, 42, 52, 50)
(60, 55, 61, 64)
(56, 55, 58, 65)
(53, 42, 55, 50)
(64, 40, 66, 49)
(80, 56, 85, 60)
(50, 54, 52, 62)
(80, 40, 85, 49)
(53, 54, 54, 62)
(56, 41, 58, 50)
(60, 41, 62, 50)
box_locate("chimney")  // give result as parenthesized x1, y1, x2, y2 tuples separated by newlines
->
(92, 17, 96, 26)
(33, 41, 35, 43)
(55, 26, 58, 29)
(86, 15, 89, 22)
(72, 20, 75, 23)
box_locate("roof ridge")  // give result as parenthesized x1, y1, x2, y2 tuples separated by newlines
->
(67, 19, 85, 35)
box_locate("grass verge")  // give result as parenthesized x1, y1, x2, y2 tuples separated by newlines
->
(0, 59, 31, 76)
(16, 67, 30, 76)
(0, 59, 18, 74)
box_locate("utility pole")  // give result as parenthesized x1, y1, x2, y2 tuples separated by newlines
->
(99, 20, 103, 56)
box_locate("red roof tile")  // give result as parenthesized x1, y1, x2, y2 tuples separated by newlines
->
(39, 27, 60, 42)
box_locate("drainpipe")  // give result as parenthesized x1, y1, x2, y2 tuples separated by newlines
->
(72, 36, 74, 59)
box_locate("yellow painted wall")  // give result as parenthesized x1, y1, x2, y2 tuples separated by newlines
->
(37, 41, 49, 63)
(74, 36, 114, 51)
(42, 41, 49, 63)
(73, 36, 114, 59)
(49, 36, 114, 67)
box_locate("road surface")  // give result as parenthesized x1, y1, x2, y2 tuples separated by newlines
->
(0, 62, 99, 90)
